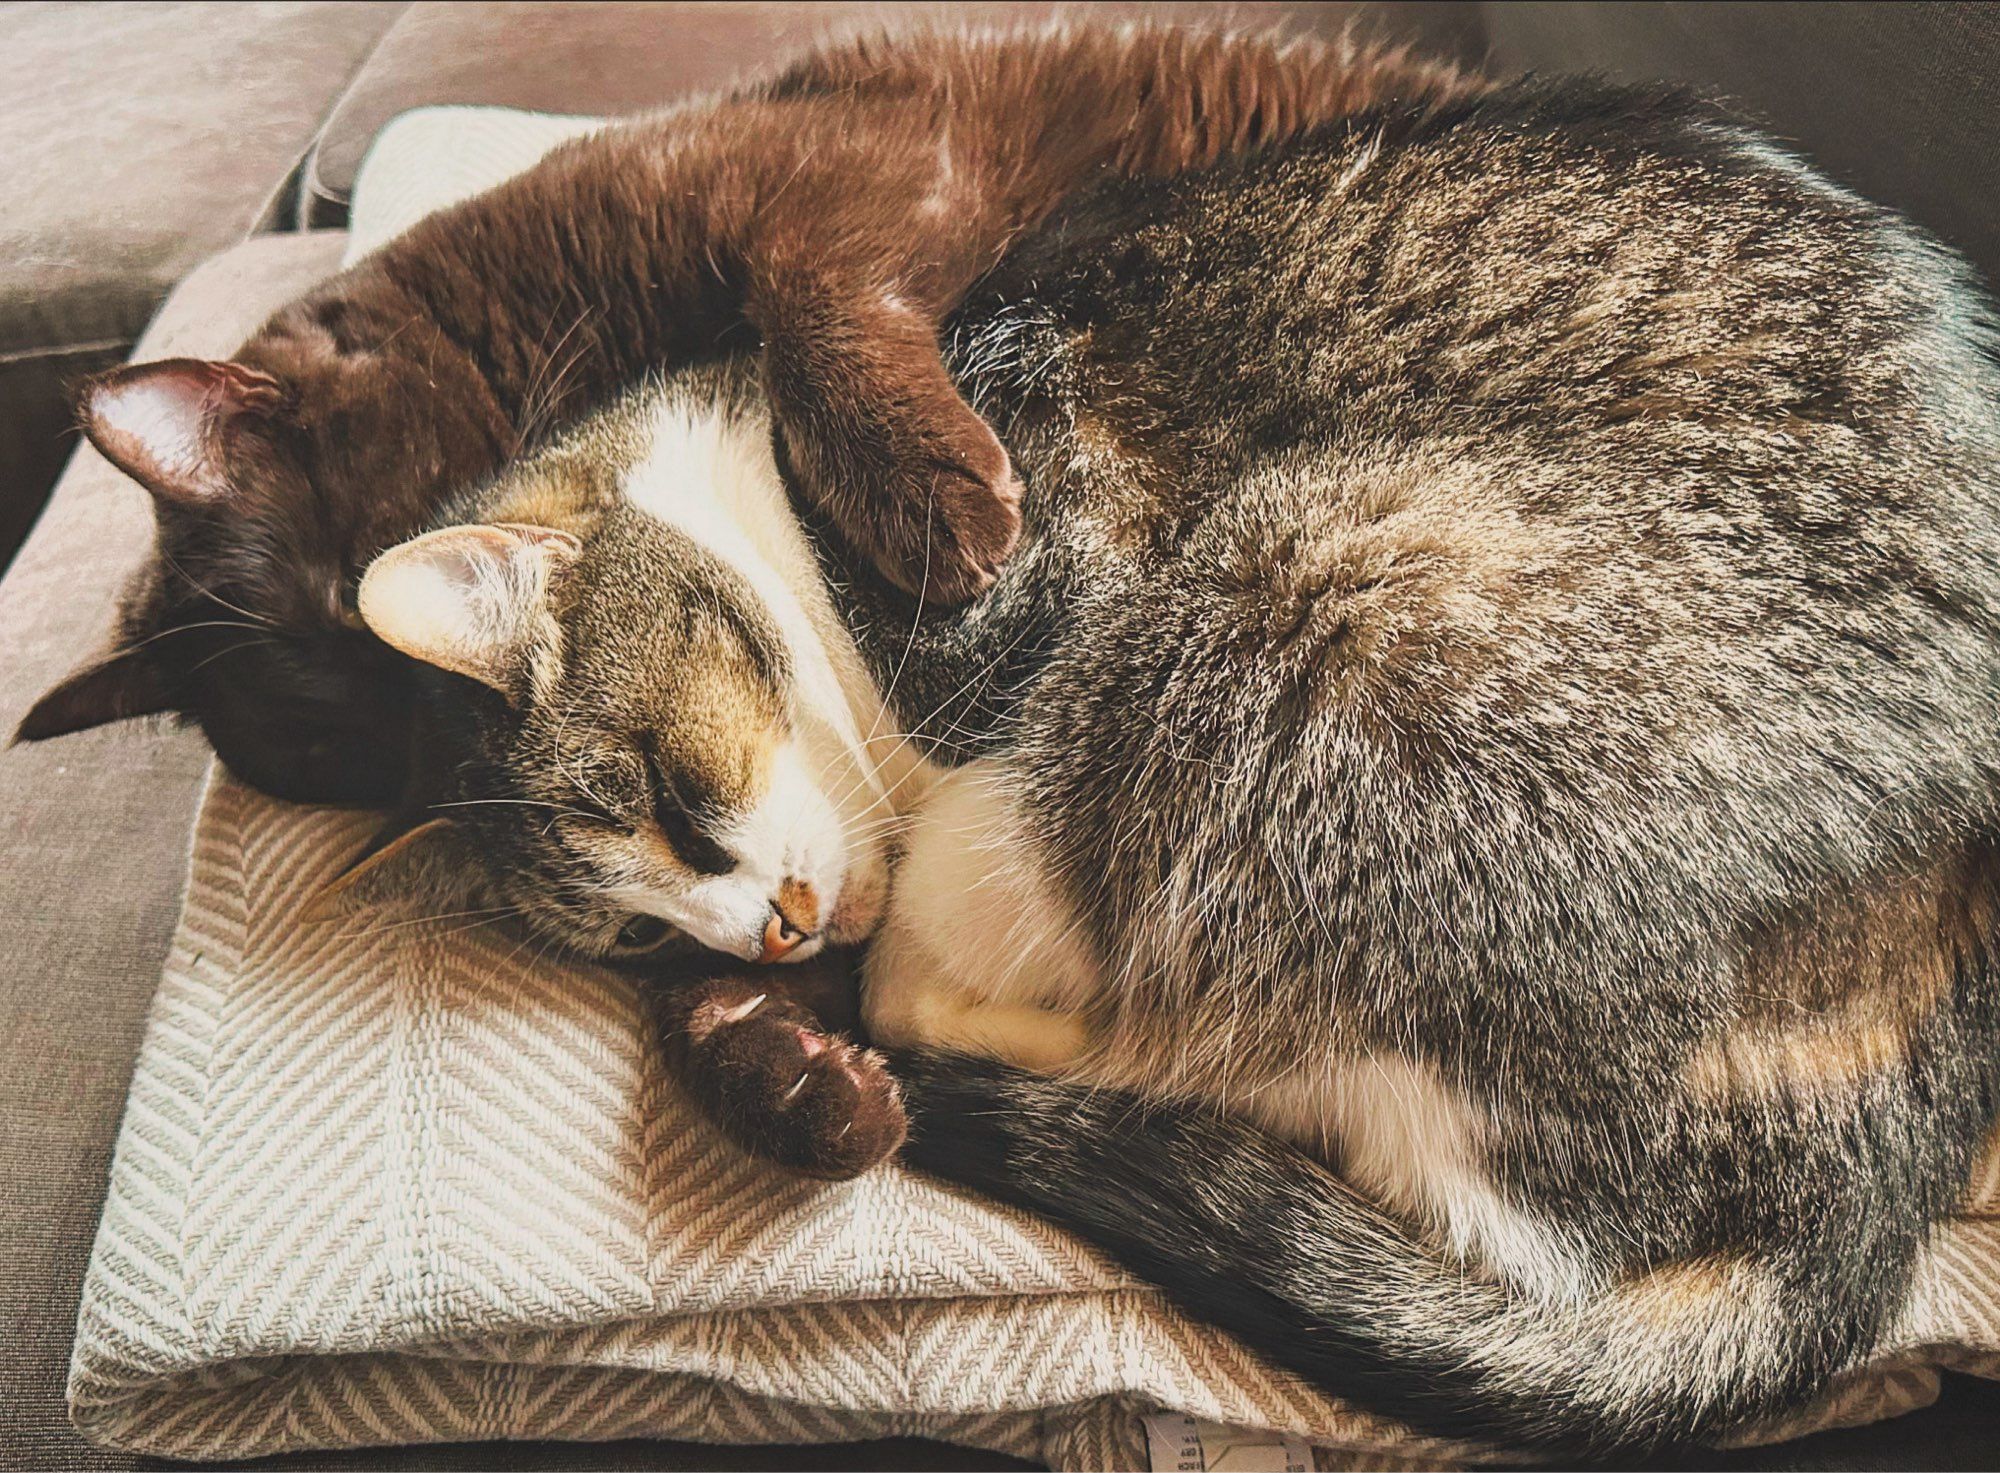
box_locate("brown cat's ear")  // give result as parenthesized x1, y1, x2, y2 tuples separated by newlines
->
(358, 523, 581, 697)
(80, 358, 285, 506)
(14, 644, 171, 742)
(300, 813, 466, 924)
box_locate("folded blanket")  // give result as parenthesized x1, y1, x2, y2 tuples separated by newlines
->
(68, 106, 2000, 1471)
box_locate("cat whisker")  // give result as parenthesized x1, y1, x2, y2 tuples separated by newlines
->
(114, 618, 283, 655)
(862, 489, 937, 752)
(187, 635, 280, 675)
(330, 902, 516, 941)
(431, 797, 593, 815)
(156, 549, 281, 629)
(831, 622, 1037, 817)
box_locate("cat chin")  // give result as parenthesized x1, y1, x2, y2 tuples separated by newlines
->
(824, 853, 890, 946)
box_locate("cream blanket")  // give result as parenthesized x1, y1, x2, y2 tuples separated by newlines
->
(67, 107, 2000, 1470)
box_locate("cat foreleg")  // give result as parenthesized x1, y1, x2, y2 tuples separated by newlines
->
(861, 923, 1091, 1073)
(860, 759, 1101, 1073)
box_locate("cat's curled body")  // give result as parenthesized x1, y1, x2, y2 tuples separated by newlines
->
(354, 82, 2000, 1456)
(18, 21, 1471, 805)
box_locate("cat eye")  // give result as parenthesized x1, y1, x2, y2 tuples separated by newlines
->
(642, 746, 738, 876)
(562, 794, 631, 833)
(613, 915, 671, 952)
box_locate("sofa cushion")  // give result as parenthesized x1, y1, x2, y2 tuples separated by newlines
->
(0, 1, 405, 355)
(0, 231, 348, 1473)
(302, 0, 1487, 219)
(0, 1, 404, 567)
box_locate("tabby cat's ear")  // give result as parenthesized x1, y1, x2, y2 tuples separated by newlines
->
(15, 643, 171, 742)
(80, 359, 285, 506)
(358, 523, 582, 697)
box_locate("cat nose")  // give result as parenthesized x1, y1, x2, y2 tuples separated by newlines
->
(759, 880, 821, 963)
(777, 877, 821, 935)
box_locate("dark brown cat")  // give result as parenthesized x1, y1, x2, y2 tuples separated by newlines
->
(17, 21, 1473, 805)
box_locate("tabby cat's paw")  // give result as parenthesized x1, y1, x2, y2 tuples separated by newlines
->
(680, 984, 907, 1180)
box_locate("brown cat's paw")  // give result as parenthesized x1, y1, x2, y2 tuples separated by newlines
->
(766, 309, 1022, 606)
(679, 986, 907, 1180)
(854, 392, 1023, 606)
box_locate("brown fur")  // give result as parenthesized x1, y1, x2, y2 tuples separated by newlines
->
(649, 955, 906, 1181)
(19, 20, 1477, 803)
(1690, 856, 1991, 1103)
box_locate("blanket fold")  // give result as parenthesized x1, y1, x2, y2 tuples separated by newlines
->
(67, 109, 2000, 1471)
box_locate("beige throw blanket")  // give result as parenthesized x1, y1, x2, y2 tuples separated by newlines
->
(67, 106, 2000, 1470)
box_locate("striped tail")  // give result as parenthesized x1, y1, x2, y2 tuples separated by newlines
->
(889, 1049, 1883, 1461)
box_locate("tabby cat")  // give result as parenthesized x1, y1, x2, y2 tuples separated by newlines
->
(343, 80, 2000, 1457)
(18, 22, 1469, 805)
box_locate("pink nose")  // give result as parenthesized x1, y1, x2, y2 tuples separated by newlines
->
(759, 909, 804, 963)
(758, 880, 820, 963)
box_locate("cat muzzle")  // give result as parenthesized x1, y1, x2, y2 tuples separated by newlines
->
(760, 881, 822, 963)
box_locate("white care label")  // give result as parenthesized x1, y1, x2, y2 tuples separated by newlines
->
(1142, 1413, 1315, 1472)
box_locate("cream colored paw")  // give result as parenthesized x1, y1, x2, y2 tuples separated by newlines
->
(862, 950, 1089, 1073)
(956, 1001, 1091, 1073)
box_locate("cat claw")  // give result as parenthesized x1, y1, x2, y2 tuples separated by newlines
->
(672, 983, 908, 1180)
(718, 992, 768, 1024)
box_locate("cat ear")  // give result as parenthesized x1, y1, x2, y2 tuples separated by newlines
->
(301, 813, 470, 924)
(358, 523, 582, 697)
(80, 358, 285, 506)
(14, 644, 171, 742)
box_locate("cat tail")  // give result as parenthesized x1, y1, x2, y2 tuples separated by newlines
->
(888, 1049, 1860, 1462)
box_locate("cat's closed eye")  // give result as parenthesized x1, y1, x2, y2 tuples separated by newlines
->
(645, 752, 738, 877)
(613, 915, 672, 952)
(556, 787, 635, 834)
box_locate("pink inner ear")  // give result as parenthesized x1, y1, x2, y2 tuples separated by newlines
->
(83, 359, 283, 505)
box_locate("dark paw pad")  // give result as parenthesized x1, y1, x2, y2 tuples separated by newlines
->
(681, 990, 907, 1180)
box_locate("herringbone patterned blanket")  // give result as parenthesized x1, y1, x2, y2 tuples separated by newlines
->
(66, 107, 2000, 1470)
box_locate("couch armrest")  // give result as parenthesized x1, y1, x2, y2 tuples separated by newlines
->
(0, 231, 350, 1473)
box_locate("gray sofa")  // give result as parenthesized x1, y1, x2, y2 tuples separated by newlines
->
(6, 5, 2000, 1470)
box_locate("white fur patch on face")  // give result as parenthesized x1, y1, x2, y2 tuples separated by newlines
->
(606, 874, 772, 964)
(605, 739, 856, 963)
(592, 387, 930, 965)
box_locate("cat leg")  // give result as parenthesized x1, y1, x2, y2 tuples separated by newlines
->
(861, 760, 1100, 1074)
(648, 953, 906, 1179)
(757, 278, 1020, 606)
(863, 938, 1092, 1073)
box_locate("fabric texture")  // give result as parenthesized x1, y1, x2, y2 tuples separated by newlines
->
(57, 106, 2000, 1472)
